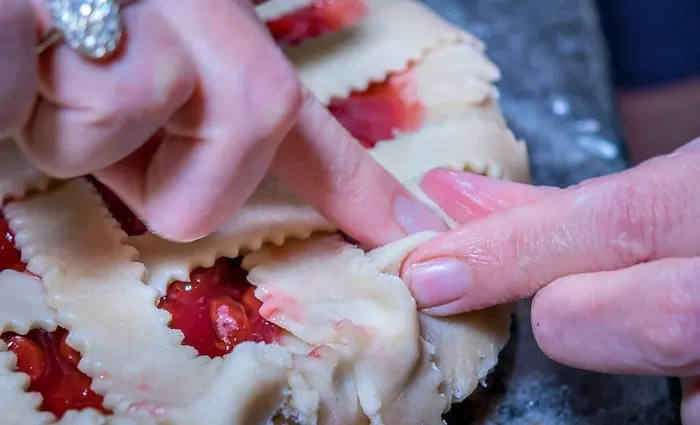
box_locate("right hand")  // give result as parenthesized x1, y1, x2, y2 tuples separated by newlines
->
(0, 0, 446, 245)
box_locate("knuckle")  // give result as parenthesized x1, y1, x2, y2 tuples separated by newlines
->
(593, 181, 659, 266)
(254, 61, 303, 138)
(644, 315, 699, 371)
(644, 259, 700, 371)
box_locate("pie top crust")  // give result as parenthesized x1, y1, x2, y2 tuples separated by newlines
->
(0, 0, 529, 424)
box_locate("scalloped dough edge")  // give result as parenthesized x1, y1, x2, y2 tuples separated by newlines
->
(255, 0, 313, 21)
(286, 0, 487, 103)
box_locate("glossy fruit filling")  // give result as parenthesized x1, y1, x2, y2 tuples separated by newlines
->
(2, 329, 109, 418)
(0, 213, 24, 273)
(267, 0, 368, 45)
(159, 258, 281, 358)
(94, 182, 281, 358)
(328, 67, 425, 147)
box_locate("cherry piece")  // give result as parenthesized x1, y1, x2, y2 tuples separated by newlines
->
(328, 68, 426, 147)
(267, 0, 368, 45)
(2, 328, 109, 418)
(159, 258, 281, 358)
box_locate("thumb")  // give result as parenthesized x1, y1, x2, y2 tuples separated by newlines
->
(420, 168, 556, 222)
(401, 150, 700, 315)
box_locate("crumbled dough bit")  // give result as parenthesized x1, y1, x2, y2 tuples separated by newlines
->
(255, 0, 313, 21)
(0, 141, 52, 202)
(370, 118, 530, 183)
(128, 177, 336, 296)
(0, 270, 57, 335)
(243, 235, 447, 424)
(286, 0, 481, 103)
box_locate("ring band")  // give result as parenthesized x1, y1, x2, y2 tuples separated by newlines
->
(37, 0, 127, 60)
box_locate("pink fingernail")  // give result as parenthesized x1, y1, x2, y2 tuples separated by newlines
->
(403, 258, 472, 309)
(393, 195, 448, 235)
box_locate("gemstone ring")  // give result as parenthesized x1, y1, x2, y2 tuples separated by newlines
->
(36, 0, 131, 60)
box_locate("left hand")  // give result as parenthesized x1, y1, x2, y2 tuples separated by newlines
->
(399, 138, 700, 423)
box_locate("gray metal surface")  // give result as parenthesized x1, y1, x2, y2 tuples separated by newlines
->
(418, 0, 680, 423)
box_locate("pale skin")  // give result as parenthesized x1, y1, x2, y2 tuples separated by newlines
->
(2, 0, 699, 422)
(0, 0, 447, 244)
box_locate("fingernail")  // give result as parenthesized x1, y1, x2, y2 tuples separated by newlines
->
(393, 195, 448, 235)
(403, 258, 472, 309)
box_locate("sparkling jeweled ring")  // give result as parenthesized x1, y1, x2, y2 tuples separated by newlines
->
(36, 0, 131, 60)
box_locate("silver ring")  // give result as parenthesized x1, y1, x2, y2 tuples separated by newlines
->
(36, 0, 128, 60)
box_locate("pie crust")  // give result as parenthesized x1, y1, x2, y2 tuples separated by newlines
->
(0, 0, 529, 424)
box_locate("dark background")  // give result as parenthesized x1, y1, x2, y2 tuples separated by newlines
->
(419, 0, 681, 423)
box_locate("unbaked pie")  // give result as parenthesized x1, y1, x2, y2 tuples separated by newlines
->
(0, 0, 530, 424)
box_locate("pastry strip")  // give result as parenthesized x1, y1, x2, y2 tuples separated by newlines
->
(370, 118, 530, 183)
(286, 0, 480, 103)
(129, 177, 336, 295)
(412, 42, 507, 127)
(368, 234, 512, 404)
(6, 179, 329, 425)
(5, 180, 215, 412)
(243, 235, 447, 424)
(0, 271, 57, 335)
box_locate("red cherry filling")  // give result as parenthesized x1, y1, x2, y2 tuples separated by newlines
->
(0, 213, 24, 272)
(1, 329, 108, 418)
(159, 258, 281, 358)
(92, 183, 281, 358)
(267, 0, 368, 45)
(328, 67, 425, 147)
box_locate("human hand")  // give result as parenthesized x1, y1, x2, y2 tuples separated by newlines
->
(400, 139, 700, 423)
(0, 0, 445, 245)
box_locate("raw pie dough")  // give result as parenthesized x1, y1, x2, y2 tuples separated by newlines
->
(0, 0, 529, 424)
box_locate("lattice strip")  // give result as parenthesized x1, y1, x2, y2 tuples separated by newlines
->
(370, 118, 530, 183)
(5, 180, 215, 413)
(128, 177, 336, 295)
(286, 0, 481, 103)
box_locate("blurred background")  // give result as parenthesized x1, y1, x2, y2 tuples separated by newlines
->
(419, 0, 690, 423)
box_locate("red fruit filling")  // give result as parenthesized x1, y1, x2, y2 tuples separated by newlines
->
(0, 213, 24, 272)
(158, 258, 281, 358)
(267, 0, 368, 45)
(328, 67, 425, 147)
(94, 183, 281, 358)
(1, 329, 109, 418)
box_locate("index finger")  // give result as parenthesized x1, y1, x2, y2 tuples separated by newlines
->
(0, 0, 37, 135)
(401, 146, 700, 315)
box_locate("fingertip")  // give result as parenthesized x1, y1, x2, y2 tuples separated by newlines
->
(402, 257, 472, 311)
(143, 186, 216, 242)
